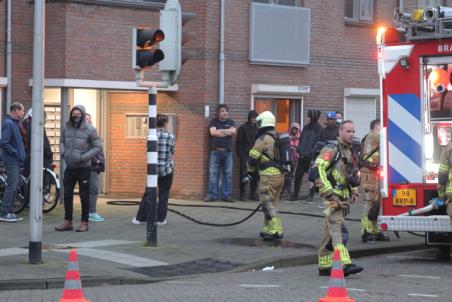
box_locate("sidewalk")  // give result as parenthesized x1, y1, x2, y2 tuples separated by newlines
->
(0, 195, 425, 290)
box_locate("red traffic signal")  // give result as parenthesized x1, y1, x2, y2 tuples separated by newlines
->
(133, 28, 165, 70)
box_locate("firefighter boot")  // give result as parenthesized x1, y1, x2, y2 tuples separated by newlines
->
(343, 263, 364, 276)
(259, 221, 271, 238)
(361, 230, 377, 243)
(261, 217, 283, 241)
(374, 232, 390, 242)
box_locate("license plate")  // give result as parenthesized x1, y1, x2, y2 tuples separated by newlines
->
(392, 189, 416, 206)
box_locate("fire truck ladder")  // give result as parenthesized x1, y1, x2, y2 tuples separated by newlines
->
(394, 7, 452, 41)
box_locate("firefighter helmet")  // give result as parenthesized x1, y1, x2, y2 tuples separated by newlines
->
(256, 111, 275, 129)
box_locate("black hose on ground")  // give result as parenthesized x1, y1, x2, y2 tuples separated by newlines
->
(106, 200, 362, 227)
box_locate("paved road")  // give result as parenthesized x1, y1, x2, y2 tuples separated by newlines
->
(2, 249, 451, 302)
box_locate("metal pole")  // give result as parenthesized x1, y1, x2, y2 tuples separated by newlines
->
(218, 0, 225, 104)
(29, 0, 45, 264)
(6, 0, 12, 110)
(146, 87, 158, 246)
(59, 87, 69, 203)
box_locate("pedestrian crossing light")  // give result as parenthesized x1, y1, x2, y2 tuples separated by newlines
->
(133, 27, 165, 70)
(159, 0, 196, 85)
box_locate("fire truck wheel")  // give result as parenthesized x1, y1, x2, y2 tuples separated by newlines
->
(436, 246, 451, 260)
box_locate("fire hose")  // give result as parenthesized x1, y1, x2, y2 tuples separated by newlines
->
(106, 201, 362, 227)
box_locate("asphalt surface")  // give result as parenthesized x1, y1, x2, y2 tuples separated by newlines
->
(2, 249, 451, 301)
(0, 194, 426, 291)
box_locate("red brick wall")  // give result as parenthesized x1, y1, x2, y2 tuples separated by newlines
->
(107, 90, 208, 199)
(0, 1, 6, 76)
(4, 0, 421, 199)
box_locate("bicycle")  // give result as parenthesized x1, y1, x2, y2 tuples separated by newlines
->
(0, 164, 60, 214)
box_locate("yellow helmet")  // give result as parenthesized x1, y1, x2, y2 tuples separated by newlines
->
(256, 111, 275, 129)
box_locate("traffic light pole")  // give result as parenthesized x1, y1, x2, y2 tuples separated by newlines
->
(146, 87, 158, 246)
(29, 0, 45, 264)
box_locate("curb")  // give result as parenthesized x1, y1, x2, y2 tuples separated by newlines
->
(229, 243, 428, 272)
(0, 243, 428, 291)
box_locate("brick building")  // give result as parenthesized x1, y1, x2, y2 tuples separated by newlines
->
(0, 0, 437, 199)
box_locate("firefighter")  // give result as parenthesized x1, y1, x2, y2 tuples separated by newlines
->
(438, 141, 452, 218)
(360, 119, 389, 243)
(247, 111, 284, 241)
(311, 120, 363, 276)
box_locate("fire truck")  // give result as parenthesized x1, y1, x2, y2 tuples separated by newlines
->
(377, 5, 452, 252)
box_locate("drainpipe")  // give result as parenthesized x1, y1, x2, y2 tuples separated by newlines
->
(218, 0, 225, 104)
(6, 0, 12, 110)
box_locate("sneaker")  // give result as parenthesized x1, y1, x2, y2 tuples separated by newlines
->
(131, 217, 141, 225)
(89, 213, 105, 222)
(0, 213, 20, 223)
(318, 204, 325, 209)
(239, 194, 247, 201)
(305, 195, 314, 204)
(222, 196, 235, 203)
(204, 196, 217, 202)
(157, 220, 167, 226)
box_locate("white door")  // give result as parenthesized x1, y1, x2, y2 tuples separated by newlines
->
(344, 97, 376, 139)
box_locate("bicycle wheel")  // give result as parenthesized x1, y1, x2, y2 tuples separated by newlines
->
(9, 176, 27, 214)
(42, 169, 59, 213)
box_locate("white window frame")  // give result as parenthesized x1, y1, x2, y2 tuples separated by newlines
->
(344, 0, 374, 23)
(252, 0, 303, 7)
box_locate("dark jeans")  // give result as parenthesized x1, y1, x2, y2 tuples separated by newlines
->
(239, 156, 257, 197)
(207, 150, 232, 200)
(63, 167, 91, 222)
(89, 170, 99, 213)
(136, 173, 174, 222)
(0, 163, 19, 215)
(292, 158, 312, 198)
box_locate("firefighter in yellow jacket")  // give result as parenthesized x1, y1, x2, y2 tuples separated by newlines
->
(311, 120, 363, 276)
(247, 111, 284, 241)
(360, 119, 389, 243)
(438, 141, 452, 217)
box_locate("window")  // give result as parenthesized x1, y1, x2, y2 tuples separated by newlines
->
(418, 0, 446, 8)
(125, 114, 148, 138)
(254, 98, 301, 133)
(252, 0, 303, 7)
(250, 3, 310, 66)
(345, 0, 374, 23)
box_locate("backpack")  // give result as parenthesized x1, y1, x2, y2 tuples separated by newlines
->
(261, 132, 292, 173)
(308, 141, 342, 182)
(358, 135, 379, 170)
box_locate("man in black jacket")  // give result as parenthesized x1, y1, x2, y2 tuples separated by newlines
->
(291, 110, 323, 202)
(319, 111, 339, 142)
(236, 110, 258, 201)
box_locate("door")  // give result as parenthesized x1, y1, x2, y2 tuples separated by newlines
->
(344, 97, 376, 139)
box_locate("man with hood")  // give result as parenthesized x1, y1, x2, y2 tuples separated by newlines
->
(291, 110, 323, 201)
(236, 110, 258, 201)
(55, 105, 102, 232)
(247, 111, 284, 240)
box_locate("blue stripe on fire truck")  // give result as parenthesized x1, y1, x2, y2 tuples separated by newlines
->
(388, 94, 423, 184)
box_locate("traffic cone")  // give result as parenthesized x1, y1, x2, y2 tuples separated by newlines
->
(59, 249, 91, 302)
(318, 247, 356, 302)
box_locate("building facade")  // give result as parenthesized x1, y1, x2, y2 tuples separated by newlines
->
(0, 0, 437, 199)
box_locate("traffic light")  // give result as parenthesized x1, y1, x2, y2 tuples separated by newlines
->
(132, 27, 165, 70)
(159, 0, 196, 85)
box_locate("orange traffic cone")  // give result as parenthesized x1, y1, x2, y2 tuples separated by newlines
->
(319, 247, 356, 302)
(59, 249, 91, 302)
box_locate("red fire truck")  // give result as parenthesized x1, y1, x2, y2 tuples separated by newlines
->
(377, 5, 452, 251)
